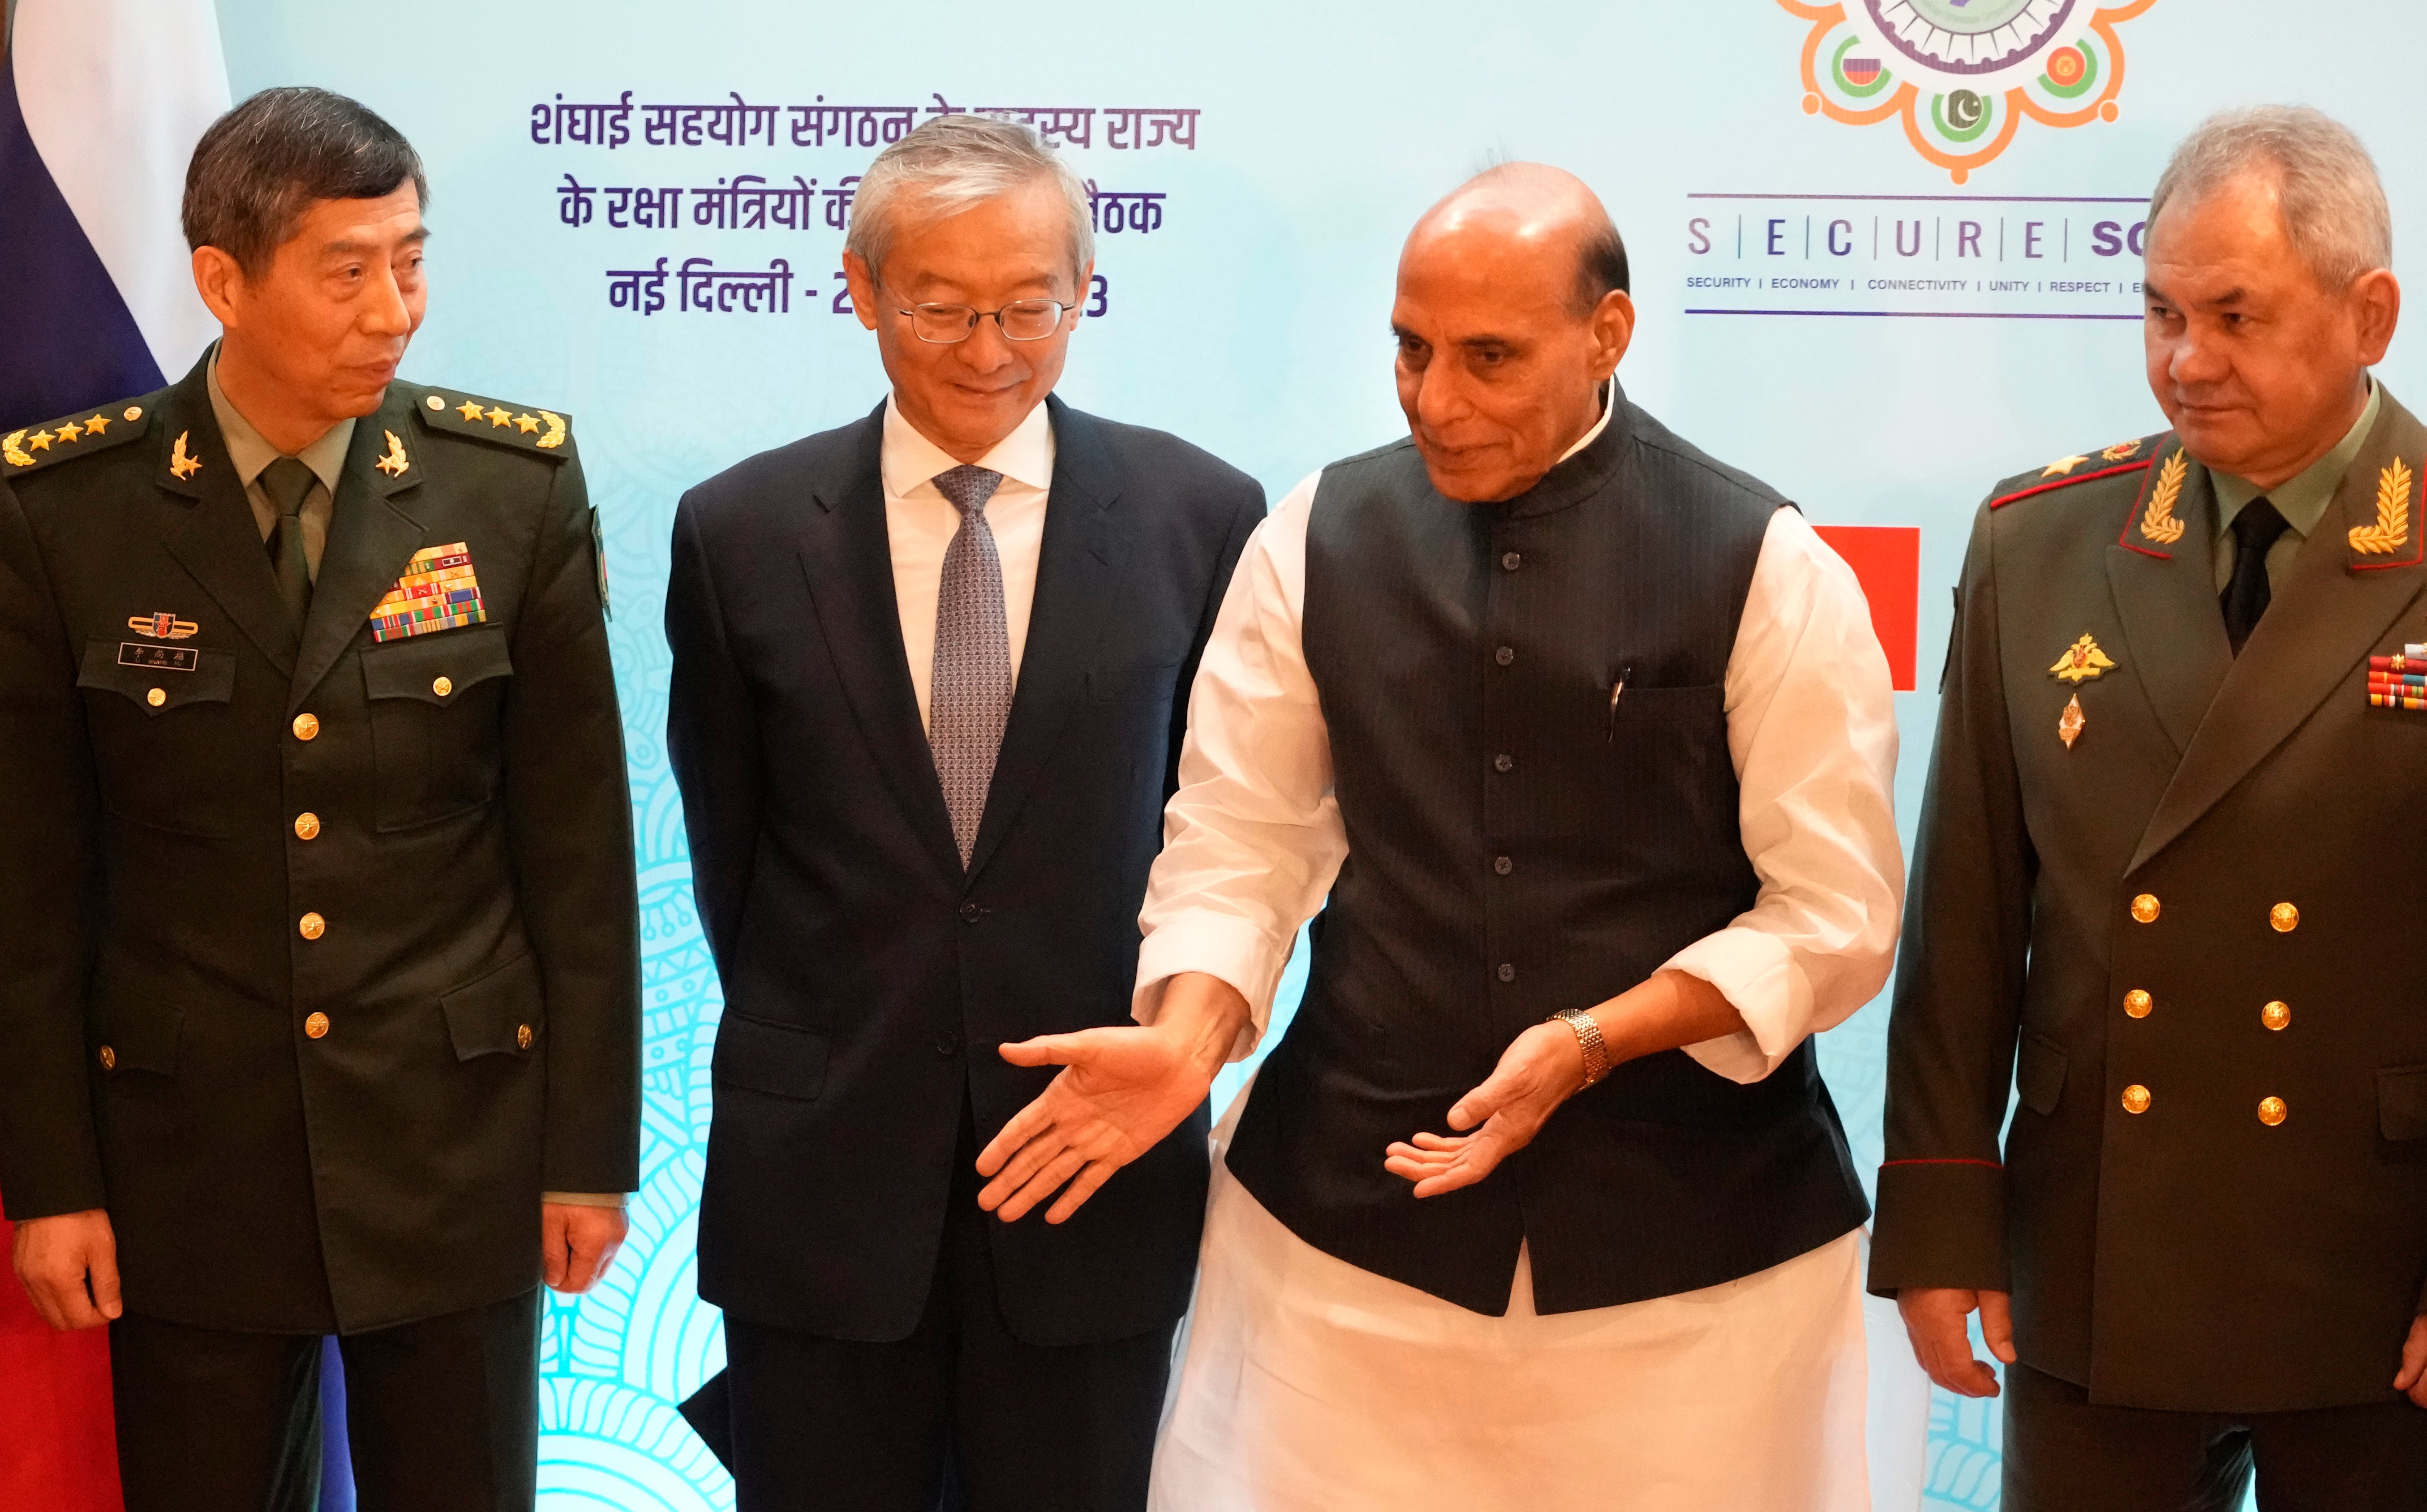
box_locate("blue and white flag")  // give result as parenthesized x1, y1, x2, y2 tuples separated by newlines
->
(0, 0, 228, 426)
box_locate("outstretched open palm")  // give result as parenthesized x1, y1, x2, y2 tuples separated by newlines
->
(1384, 1020, 1585, 1198)
(977, 1024, 1216, 1224)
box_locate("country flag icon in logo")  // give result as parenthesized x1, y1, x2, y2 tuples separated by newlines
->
(1844, 57, 1882, 86)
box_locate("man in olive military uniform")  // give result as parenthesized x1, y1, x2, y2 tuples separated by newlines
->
(0, 89, 639, 1511)
(1874, 107, 2427, 1509)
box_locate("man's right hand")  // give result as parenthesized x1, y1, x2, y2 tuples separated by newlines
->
(11, 1208, 122, 1330)
(1898, 1285, 2015, 1397)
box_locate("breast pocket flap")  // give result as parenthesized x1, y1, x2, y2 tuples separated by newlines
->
(2378, 1063, 2427, 1141)
(79, 639, 236, 714)
(2015, 1032, 2068, 1117)
(440, 953, 544, 1061)
(362, 629, 513, 707)
(713, 1015, 831, 1102)
(96, 1001, 184, 1078)
(1610, 682, 1725, 725)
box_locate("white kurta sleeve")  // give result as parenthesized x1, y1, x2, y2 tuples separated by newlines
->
(1133, 474, 1344, 1062)
(1667, 507, 1904, 1084)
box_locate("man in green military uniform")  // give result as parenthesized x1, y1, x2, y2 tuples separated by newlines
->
(1874, 105, 2427, 1508)
(0, 88, 639, 1510)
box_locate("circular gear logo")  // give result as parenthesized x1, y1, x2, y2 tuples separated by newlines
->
(1782, 0, 2157, 181)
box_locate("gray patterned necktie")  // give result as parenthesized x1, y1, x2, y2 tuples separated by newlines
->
(928, 464, 1013, 868)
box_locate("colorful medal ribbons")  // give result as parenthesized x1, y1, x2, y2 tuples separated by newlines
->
(369, 542, 486, 643)
(2369, 644, 2427, 709)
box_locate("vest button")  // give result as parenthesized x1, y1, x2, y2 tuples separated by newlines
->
(1494, 646, 1515, 666)
(293, 713, 320, 741)
(1500, 552, 1521, 571)
(935, 1031, 963, 1058)
(2262, 1001, 2290, 1031)
(2121, 1083, 2151, 1114)
(2123, 989, 2151, 1018)
(958, 902, 981, 923)
(1496, 962, 1516, 983)
(1493, 855, 1513, 876)
(293, 812, 321, 841)
(1493, 754, 1513, 773)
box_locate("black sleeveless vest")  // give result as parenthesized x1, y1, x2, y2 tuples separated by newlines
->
(1223, 391, 1870, 1315)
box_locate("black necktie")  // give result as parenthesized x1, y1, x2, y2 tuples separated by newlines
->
(261, 457, 317, 631)
(2220, 497, 2290, 656)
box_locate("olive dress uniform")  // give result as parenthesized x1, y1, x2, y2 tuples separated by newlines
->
(1873, 389, 2427, 1509)
(0, 354, 640, 1511)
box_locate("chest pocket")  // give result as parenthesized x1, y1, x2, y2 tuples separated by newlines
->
(77, 638, 241, 838)
(361, 629, 514, 831)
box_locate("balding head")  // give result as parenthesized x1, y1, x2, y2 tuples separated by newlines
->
(1392, 164, 1637, 503)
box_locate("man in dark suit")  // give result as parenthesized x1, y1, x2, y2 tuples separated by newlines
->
(1874, 105, 2427, 1508)
(666, 114, 1263, 1510)
(0, 89, 640, 1510)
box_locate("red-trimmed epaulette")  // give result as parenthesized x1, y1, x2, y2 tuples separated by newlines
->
(1989, 431, 2170, 508)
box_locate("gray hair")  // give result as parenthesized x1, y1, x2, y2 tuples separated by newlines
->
(843, 113, 1094, 288)
(183, 87, 426, 279)
(2149, 105, 2391, 289)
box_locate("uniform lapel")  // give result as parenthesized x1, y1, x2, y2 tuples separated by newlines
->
(289, 393, 426, 713)
(155, 360, 301, 677)
(2131, 392, 2427, 872)
(965, 396, 1118, 882)
(2103, 435, 2230, 759)
(796, 404, 964, 881)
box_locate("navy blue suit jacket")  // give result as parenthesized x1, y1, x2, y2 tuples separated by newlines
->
(666, 395, 1263, 1344)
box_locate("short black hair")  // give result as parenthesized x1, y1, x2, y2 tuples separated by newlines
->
(1575, 217, 1630, 314)
(181, 87, 426, 279)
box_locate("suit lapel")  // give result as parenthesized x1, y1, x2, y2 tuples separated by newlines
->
(154, 360, 301, 678)
(290, 394, 427, 713)
(965, 397, 1119, 881)
(2130, 392, 2427, 872)
(2104, 435, 2230, 759)
(796, 404, 965, 881)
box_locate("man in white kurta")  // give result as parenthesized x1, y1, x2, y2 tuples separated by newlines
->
(971, 164, 1902, 1511)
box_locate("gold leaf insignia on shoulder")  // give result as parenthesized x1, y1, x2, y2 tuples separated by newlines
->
(2141, 452, 2187, 546)
(374, 430, 411, 478)
(2042, 454, 2090, 478)
(2350, 457, 2415, 555)
(2050, 633, 2116, 684)
(535, 410, 567, 450)
(168, 431, 202, 481)
(1, 430, 32, 468)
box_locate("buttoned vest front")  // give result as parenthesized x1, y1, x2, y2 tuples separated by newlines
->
(1223, 395, 1871, 1315)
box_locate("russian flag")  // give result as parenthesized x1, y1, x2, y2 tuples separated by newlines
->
(0, 0, 228, 426)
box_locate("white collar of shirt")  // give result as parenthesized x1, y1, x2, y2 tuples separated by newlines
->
(1553, 378, 1618, 468)
(880, 394, 1056, 499)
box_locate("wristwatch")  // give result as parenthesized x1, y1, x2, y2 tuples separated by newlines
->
(1548, 1008, 1611, 1087)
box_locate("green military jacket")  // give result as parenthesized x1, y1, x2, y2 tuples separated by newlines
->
(1872, 391, 2427, 1413)
(0, 355, 640, 1334)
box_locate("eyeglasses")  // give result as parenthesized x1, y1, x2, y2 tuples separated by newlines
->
(887, 294, 1077, 344)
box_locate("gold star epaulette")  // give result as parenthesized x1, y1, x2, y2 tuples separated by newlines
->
(1989, 430, 2170, 510)
(412, 387, 573, 458)
(2, 400, 155, 477)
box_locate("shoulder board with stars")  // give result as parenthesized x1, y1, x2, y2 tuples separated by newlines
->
(412, 388, 574, 458)
(2, 400, 155, 477)
(1989, 430, 2169, 510)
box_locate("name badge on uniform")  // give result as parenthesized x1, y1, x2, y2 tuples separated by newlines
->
(369, 542, 487, 642)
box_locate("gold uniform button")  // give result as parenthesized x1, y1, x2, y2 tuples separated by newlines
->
(304, 1012, 330, 1040)
(292, 713, 320, 741)
(124, 406, 142, 422)
(2124, 989, 2153, 1018)
(293, 812, 321, 841)
(298, 911, 326, 941)
(146, 687, 166, 708)
(426, 395, 446, 411)
(2270, 902, 2299, 932)
(2258, 1095, 2288, 1126)
(2131, 894, 2161, 923)
(2262, 1001, 2290, 1031)
(99, 1046, 116, 1070)
(432, 675, 453, 698)
(515, 1024, 534, 1051)
(2121, 1083, 2152, 1114)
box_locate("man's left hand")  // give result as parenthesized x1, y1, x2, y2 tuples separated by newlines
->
(1385, 1020, 1587, 1198)
(541, 1202, 627, 1294)
(2396, 1314, 2427, 1409)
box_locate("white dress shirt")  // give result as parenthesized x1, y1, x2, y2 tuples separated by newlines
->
(1132, 435, 1904, 1082)
(881, 395, 1055, 728)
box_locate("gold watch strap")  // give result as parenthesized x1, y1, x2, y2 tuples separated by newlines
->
(1549, 1008, 1611, 1086)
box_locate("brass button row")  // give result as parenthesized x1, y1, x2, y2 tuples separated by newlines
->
(294, 812, 320, 841)
(298, 911, 325, 941)
(305, 1012, 330, 1040)
(2127, 895, 2301, 931)
(2120, 991, 2289, 1030)
(2119, 1084, 2290, 1124)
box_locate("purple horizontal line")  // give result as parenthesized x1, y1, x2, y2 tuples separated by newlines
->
(1686, 193, 2147, 204)
(1684, 309, 2142, 320)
